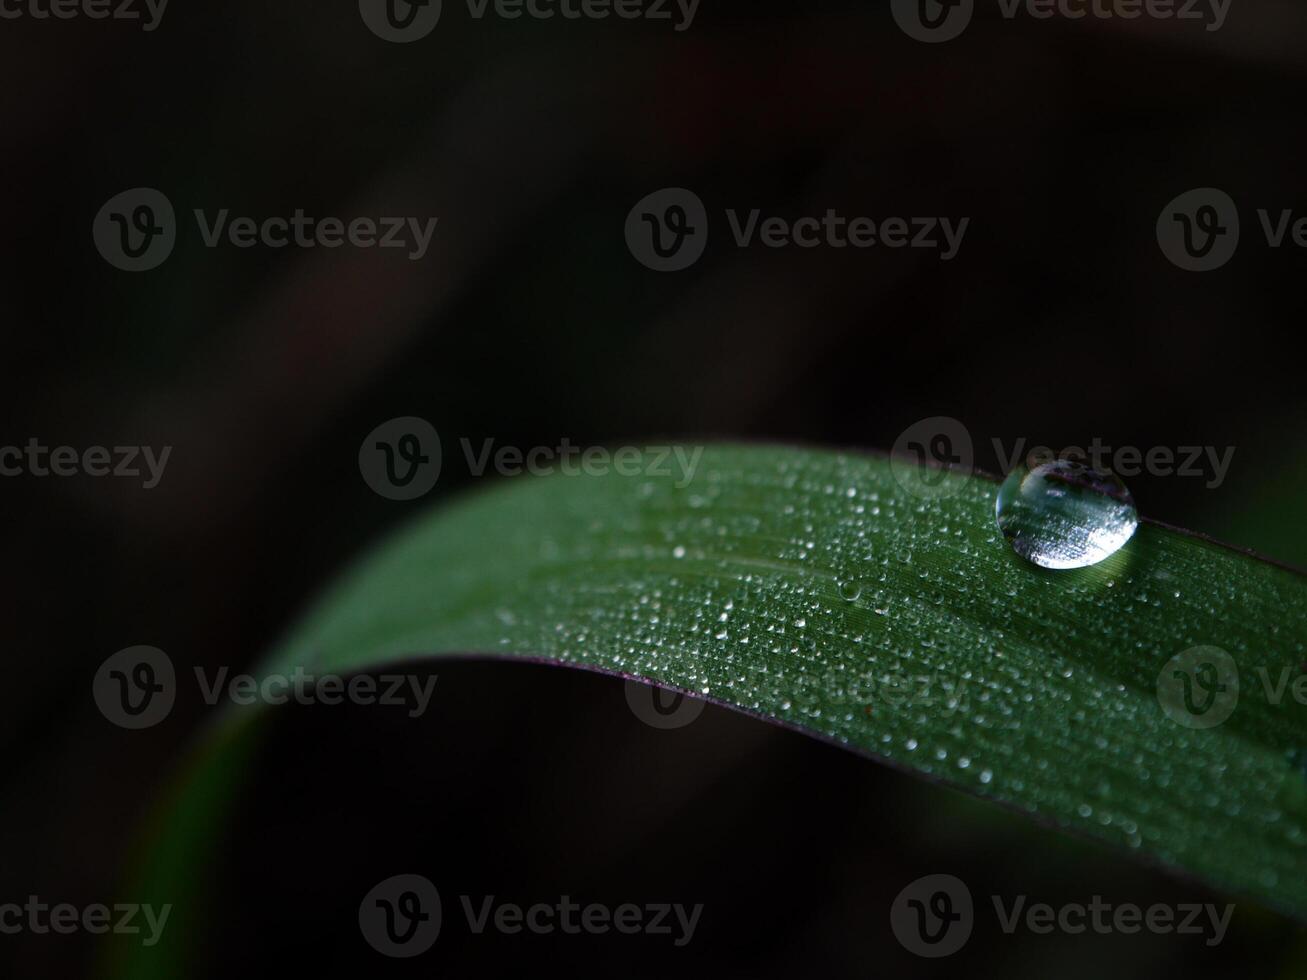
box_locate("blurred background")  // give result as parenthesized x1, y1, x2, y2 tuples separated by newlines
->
(2, 0, 1306, 975)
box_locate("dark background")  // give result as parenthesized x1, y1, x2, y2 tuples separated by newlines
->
(2, 0, 1306, 976)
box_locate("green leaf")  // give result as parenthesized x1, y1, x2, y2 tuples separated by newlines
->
(109, 443, 1307, 977)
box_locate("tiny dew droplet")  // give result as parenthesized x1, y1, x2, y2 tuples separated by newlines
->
(838, 579, 862, 601)
(995, 459, 1138, 570)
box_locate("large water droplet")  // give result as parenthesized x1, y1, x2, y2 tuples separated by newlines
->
(995, 460, 1138, 570)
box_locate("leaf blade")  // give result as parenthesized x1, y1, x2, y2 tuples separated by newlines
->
(114, 443, 1307, 979)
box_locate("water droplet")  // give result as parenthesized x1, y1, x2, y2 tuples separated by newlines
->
(838, 579, 862, 602)
(994, 460, 1138, 570)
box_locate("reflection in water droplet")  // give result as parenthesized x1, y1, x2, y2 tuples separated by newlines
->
(995, 460, 1138, 570)
(838, 579, 862, 601)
